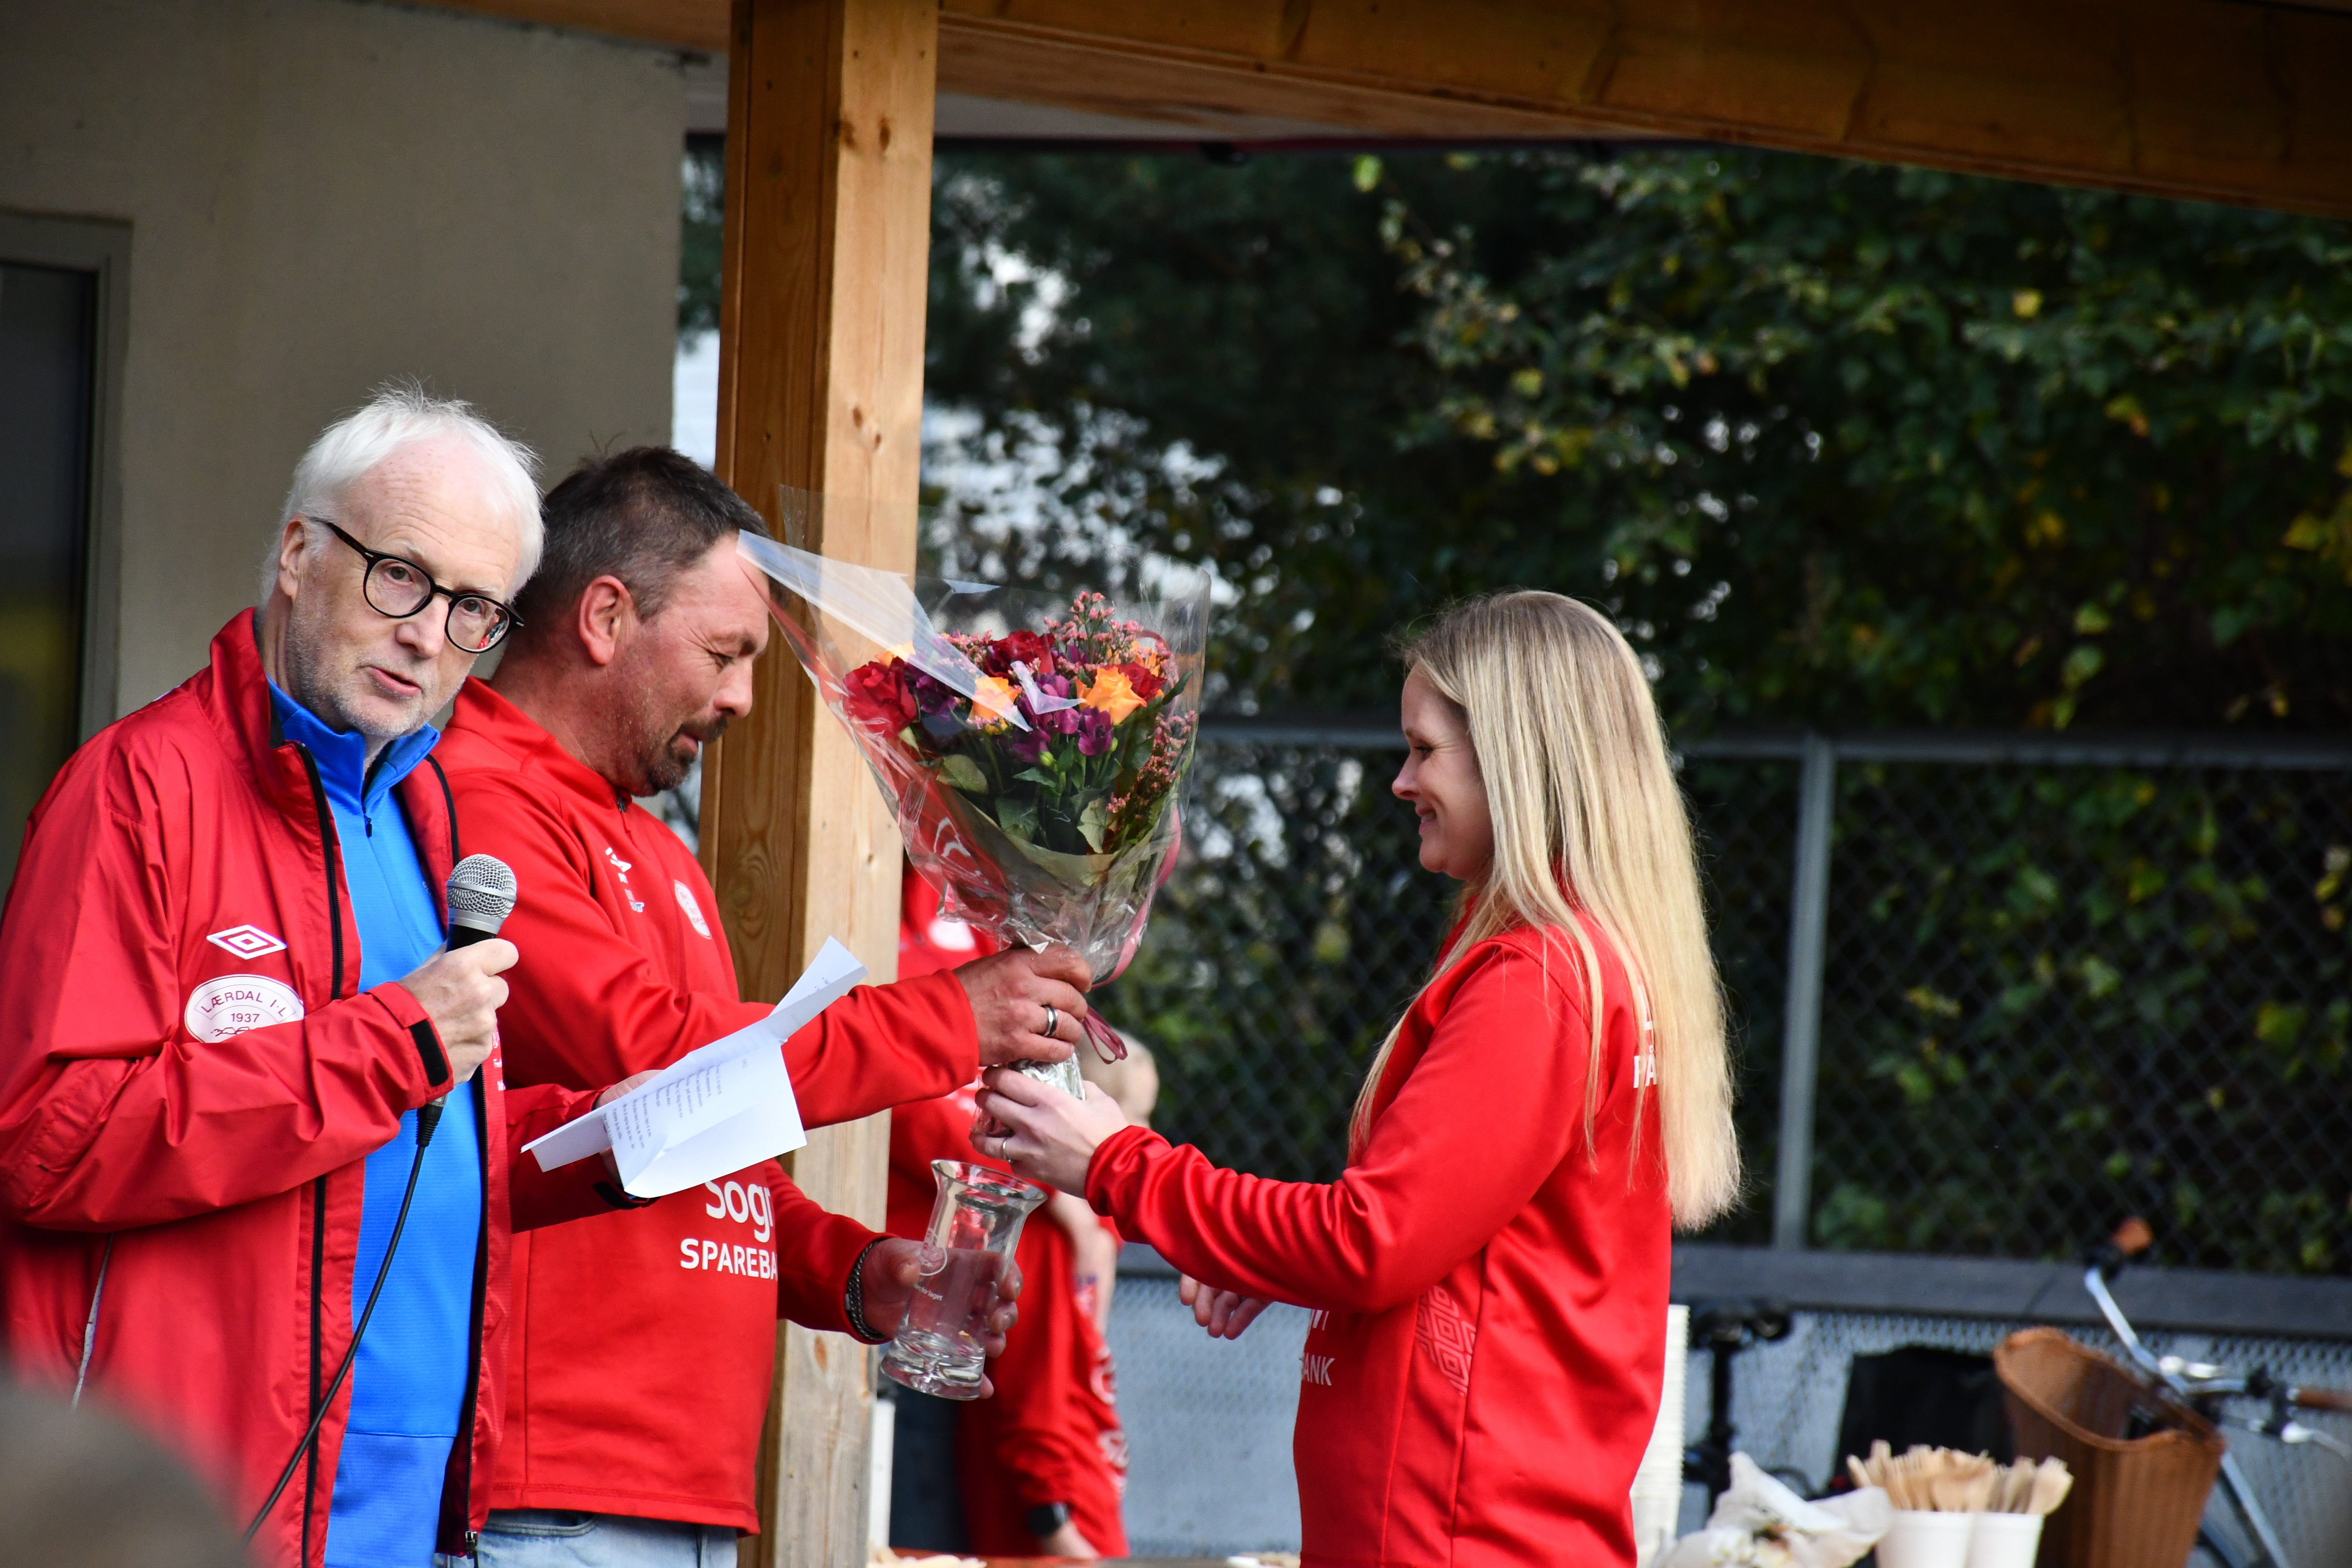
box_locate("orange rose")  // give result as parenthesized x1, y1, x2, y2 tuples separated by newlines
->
(969, 674, 1021, 727)
(1078, 664, 1146, 723)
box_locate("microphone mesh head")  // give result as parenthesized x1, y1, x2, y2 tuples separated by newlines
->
(446, 854, 519, 928)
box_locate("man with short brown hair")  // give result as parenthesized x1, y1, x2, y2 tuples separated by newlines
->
(436, 446, 1090, 1567)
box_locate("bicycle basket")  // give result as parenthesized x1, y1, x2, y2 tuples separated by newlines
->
(1994, 1327, 2225, 1568)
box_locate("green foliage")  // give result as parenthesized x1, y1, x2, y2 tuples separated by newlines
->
(679, 136, 724, 337)
(924, 150, 1510, 711)
(925, 147, 2352, 733)
(1799, 762, 2352, 1273)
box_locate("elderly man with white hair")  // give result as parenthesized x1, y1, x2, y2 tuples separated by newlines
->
(0, 386, 642, 1568)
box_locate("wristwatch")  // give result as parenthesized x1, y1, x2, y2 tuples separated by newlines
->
(1025, 1501, 1073, 1538)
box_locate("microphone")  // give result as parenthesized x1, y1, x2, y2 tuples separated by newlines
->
(446, 852, 518, 950)
(422, 854, 519, 1143)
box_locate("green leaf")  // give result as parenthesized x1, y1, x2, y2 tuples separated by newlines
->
(937, 753, 988, 792)
(1077, 799, 1110, 853)
(2076, 956, 2122, 999)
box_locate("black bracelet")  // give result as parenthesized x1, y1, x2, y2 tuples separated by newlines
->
(844, 1238, 889, 1344)
(1026, 1501, 1072, 1538)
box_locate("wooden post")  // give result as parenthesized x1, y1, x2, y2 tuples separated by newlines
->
(698, 1, 937, 1564)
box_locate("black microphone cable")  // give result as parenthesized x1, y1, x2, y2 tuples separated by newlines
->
(243, 1097, 446, 1546)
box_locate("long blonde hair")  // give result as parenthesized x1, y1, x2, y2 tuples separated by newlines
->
(1348, 591, 1740, 1229)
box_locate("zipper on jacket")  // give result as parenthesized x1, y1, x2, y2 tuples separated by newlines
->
(425, 755, 483, 1560)
(435, 1073, 493, 1560)
(71, 1238, 114, 1407)
(427, 756, 462, 863)
(301, 1174, 327, 1561)
(292, 741, 346, 1565)
(295, 743, 346, 999)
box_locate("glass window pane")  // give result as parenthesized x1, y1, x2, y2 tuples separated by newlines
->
(0, 261, 97, 898)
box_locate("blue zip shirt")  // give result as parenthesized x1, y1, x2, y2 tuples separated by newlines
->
(270, 684, 486, 1568)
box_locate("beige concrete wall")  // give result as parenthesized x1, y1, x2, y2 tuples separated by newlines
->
(0, 0, 685, 713)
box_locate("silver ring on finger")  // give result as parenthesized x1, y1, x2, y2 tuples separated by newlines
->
(1041, 1004, 1059, 1038)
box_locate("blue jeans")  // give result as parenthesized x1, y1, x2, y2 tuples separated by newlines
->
(472, 1510, 738, 1568)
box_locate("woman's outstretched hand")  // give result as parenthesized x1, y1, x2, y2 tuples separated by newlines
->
(971, 1066, 1129, 1195)
(1180, 1274, 1271, 1340)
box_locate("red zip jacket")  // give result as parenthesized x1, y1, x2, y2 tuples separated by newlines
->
(1086, 918, 1670, 1568)
(888, 878, 1128, 1557)
(0, 614, 613, 1568)
(434, 680, 983, 1530)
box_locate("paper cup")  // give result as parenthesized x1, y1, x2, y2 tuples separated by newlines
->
(1963, 1511, 2044, 1568)
(1876, 1510, 1976, 1568)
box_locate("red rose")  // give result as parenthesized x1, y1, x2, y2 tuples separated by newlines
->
(1119, 661, 1164, 700)
(844, 659, 917, 732)
(998, 629, 1056, 676)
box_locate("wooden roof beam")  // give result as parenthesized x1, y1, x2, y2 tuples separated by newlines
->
(936, 0, 2352, 217)
(413, 1, 2352, 215)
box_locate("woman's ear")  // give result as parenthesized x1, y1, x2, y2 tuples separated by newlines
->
(575, 574, 639, 667)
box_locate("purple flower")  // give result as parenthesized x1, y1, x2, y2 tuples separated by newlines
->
(1075, 708, 1114, 757)
(911, 672, 960, 717)
(1000, 725, 1046, 765)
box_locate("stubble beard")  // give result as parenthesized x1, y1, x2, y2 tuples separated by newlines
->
(625, 681, 727, 797)
(281, 597, 429, 745)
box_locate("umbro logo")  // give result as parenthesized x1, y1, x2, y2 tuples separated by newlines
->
(207, 924, 288, 959)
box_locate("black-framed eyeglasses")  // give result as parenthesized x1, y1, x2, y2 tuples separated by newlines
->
(310, 517, 522, 654)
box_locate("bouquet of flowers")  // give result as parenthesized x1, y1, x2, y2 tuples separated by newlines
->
(738, 532, 1208, 1092)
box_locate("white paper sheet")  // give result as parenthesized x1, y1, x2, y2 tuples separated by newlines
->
(521, 936, 869, 1198)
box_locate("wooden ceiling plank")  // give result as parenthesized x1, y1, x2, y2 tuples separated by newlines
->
(936, 22, 1629, 140)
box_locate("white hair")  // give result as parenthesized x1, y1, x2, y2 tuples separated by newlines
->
(261, 383, 543, 603)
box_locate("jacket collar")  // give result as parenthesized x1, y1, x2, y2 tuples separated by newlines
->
(450, 678, 631, 817)
(200, 611, 452, 836)
(200, 610, 325, 820)
(267, 678, 439, 819)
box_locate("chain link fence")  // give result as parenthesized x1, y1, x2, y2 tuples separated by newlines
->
(1105, 724, 2352, 1277)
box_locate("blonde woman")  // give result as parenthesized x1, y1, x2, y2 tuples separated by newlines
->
(975, 591, 1740, 1568)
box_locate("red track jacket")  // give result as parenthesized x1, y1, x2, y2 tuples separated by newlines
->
(435, 681, 982, 1531)
(888, 877, 1129, 1557)
(1086, 919, 1671, 1568)
(0, 615, 613, 1568)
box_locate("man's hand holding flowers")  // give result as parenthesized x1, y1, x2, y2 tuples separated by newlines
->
(957, 946, 1092, 1064)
